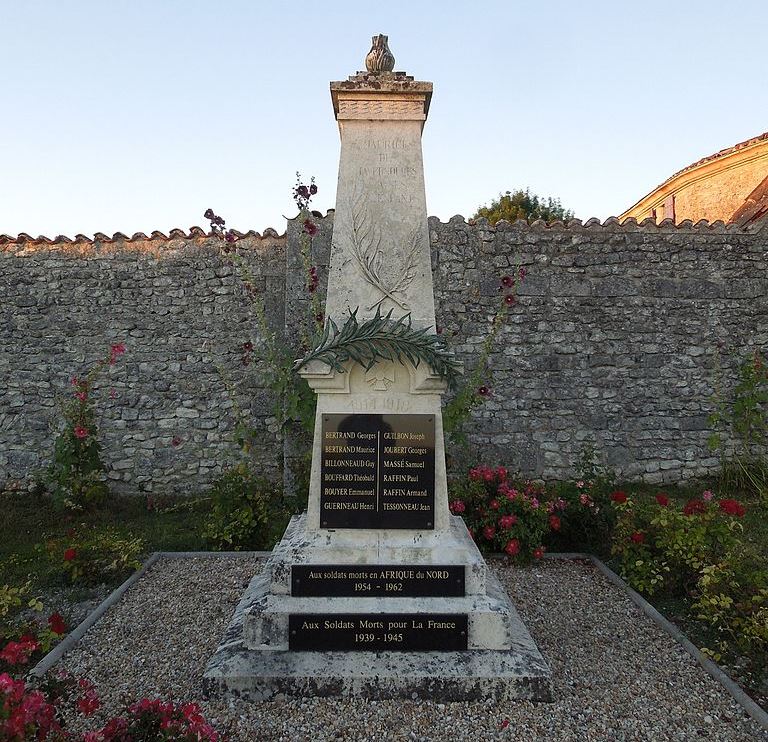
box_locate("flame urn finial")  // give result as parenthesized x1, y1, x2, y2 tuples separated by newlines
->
(365, 34, 395, 73)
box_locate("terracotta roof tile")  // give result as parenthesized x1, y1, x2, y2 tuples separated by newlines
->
(658, 131, 768, 190)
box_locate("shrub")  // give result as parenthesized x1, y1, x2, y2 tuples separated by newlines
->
(545, 449, 616, 556)
(85, 698, 219, 741)
(694, 550, 768, 662)
(0, 673, 63, 741)
(46, 527, 143, 586)
(449, 466, 550, 563)
(610, 490, 746, 597)
(202, 464, 282, 551)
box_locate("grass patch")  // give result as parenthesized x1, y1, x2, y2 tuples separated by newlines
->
(0, 491, 208, 590)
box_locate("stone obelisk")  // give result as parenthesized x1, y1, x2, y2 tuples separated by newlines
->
(204, 36, 552, 702)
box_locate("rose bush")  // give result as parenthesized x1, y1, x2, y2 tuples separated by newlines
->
(449, 466, 550, 563)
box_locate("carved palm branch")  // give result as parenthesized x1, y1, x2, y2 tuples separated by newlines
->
(294, 308, 461, 389)
(348, 192, 422, 311)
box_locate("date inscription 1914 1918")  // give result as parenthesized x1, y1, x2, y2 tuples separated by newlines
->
(289, 613, 468, 651)
(320, 413, 435, 529)
(292, 565, 465, 597)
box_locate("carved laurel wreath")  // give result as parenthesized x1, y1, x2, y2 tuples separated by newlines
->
(347, 191, 420, 311)
(294, 308, 461, 388)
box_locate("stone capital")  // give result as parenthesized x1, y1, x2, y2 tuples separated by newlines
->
(330, 73, 432, 126)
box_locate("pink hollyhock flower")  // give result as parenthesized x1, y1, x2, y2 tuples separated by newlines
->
(74, 390, 87, 402)
(504, 294, 516, 306)
(73, 426, 88, 439)
(500, 275, 514, 288)
(477, 385, 490, 397)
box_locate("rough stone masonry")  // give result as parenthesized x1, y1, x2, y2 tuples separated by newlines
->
(1, 215, 767, 494)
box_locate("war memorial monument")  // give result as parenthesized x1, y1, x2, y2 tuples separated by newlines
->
(204, 36, 552, 702)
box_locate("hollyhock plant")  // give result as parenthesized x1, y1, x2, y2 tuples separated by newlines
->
(47, 343, 127, 510)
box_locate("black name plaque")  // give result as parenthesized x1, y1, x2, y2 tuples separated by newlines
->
(291, 564, 465, 597)
(289, 613, 468, 651)
(320, 413, 436, 529)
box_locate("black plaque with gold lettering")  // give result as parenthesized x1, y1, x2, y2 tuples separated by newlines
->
(292, 564, 465, 597)
(289, 613, 468, 651)
(320, 414, 435, 529)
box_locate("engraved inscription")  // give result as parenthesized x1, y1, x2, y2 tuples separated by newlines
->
(289, 613, 468, 651)
(292, 564, 465, 597)
(320, 414, 435, 529)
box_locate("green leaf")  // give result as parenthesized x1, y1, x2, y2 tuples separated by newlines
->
(294, 308, 462, 388)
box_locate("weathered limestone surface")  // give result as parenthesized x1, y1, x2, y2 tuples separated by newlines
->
(204, 59, 552, 701)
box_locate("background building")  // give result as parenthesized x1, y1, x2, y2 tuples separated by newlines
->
(620, 131, 768, 226)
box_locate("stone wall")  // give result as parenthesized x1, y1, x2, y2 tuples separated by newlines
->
(1, 216, 766, 492)
(0, 229, 286, 495)
(429, 216, 768, 482)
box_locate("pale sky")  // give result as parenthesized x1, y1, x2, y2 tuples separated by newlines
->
(3, 0, 767, 238)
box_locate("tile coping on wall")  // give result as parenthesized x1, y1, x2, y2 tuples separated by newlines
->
(28, 551, 768, 731)
(3, 209, 768, 248)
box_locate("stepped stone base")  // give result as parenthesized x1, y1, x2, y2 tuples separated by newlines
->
(203, 575, 552, 701)
(203, 523, 553, 702)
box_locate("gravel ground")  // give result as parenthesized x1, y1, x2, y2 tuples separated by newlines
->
(52, 556, 767, 741)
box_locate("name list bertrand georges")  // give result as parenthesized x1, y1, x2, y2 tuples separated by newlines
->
(319, 414, 435, 529)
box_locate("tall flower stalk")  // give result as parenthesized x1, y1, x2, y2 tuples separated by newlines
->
(46, 344, 126, 510)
